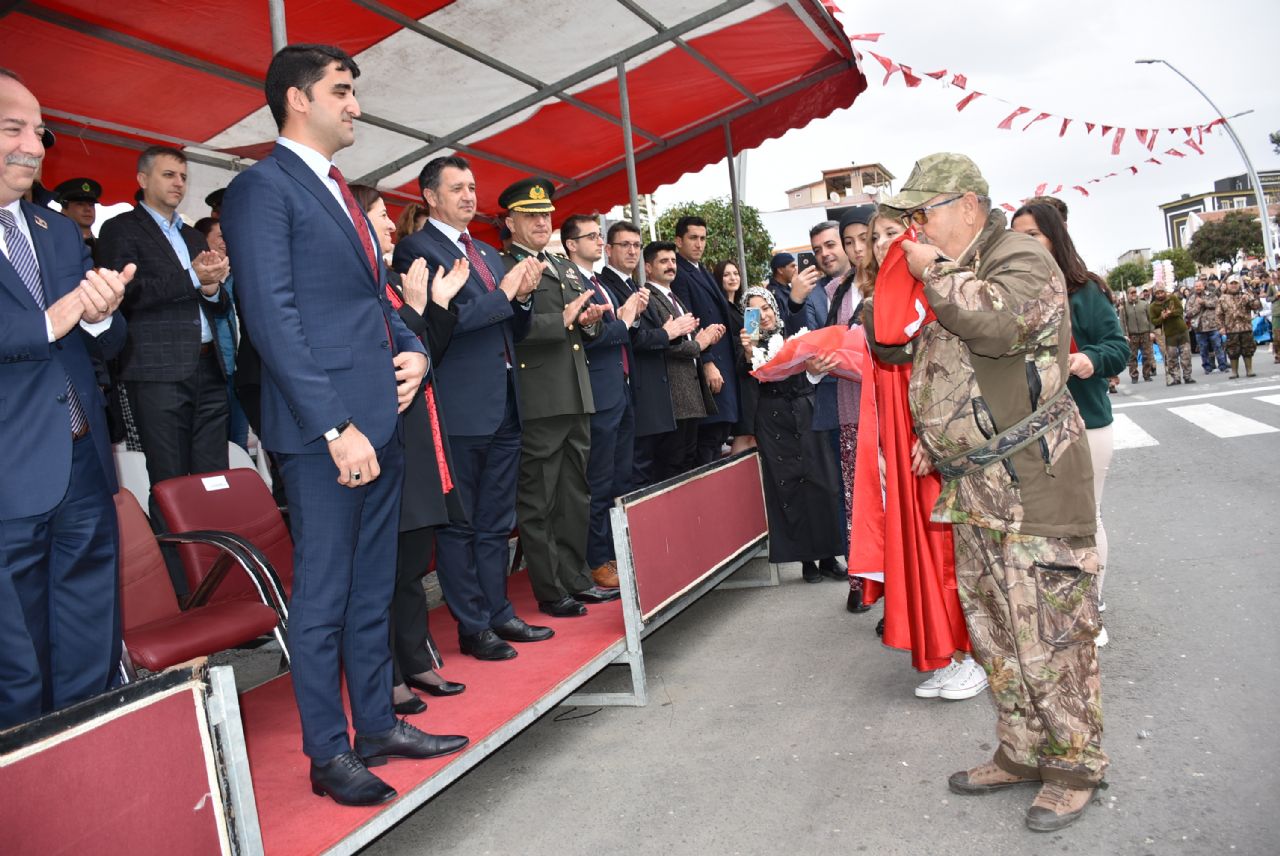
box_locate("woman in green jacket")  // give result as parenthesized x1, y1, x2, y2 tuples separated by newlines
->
(1012, 204, 1129, 643)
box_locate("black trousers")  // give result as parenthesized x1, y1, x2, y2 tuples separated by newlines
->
(643, 417, 699, 484)
(694, 421, 731, 466)
(391, 526, 443, 684)
(127, 350, 230, 487)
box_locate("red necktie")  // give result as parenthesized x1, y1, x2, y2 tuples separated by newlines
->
(383, 283, 453, 493)
(329, 164, 380, 281)
(591, 274, 628, 376)
(458, 233, 496, 291)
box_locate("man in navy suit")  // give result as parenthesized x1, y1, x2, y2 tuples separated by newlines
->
(0, 69, 133, 728)
(221, 44, 466, 807)
(392, 156, 546, 662)
(562, 214, 647, 588)
(670, 215, 738, 466)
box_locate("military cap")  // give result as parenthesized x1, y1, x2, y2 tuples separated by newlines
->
(882, 152, 989, 211)
(498, 177, 556, 213)
(205, 188, 226, 210)
(53, 177, 102, 204)
(838, 204, 877, 233)
(770, 252, 795, 271)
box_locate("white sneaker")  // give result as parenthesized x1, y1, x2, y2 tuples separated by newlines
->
(1098, 600, 1107, 613)
(1095, 626, 1109, 648)
(914, 660, 963, 698)
(939, 656, 989, 700)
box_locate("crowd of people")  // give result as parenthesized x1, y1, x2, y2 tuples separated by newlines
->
(9, 40, 1275, 834)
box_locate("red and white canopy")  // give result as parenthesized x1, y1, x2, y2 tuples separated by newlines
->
(11, 0, 865, 227)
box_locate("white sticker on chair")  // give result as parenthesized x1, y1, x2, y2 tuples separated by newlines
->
(201, 475, 231, 491)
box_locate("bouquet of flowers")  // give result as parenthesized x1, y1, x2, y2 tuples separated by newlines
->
(749, 324, 866, 382)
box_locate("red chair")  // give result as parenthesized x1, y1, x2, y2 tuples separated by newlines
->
(116, 491, 286, 676)
(149, 469, 293, 622)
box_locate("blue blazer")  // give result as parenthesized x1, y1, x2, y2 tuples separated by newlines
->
(392, 223, 530, 436)
(581, 269, 632, 413)
(0, 202, 125, 518)
(220, 144, 423, 454)
(673, 255, 739, 425)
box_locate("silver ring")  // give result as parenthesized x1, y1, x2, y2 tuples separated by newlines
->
(351, 471, 362, 480)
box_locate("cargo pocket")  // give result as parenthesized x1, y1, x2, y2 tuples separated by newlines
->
(1032, 560, 1099, 648)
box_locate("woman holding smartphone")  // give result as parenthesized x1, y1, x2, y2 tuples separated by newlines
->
(737, 286, 844, 581)
(716, 259, 756, 454)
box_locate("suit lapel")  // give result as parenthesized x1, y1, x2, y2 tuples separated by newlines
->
(21, 201, 65, 305)
(271, 144, 376, 290)
(132, 206, 184, 270)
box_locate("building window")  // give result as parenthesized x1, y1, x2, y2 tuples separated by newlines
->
(1233, 197, 1247, 208)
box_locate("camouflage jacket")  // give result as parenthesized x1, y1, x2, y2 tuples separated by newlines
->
(865, 210, 1095, 540)
(1185, 293, 1222, 331)
(1219, 290, 1261, 332)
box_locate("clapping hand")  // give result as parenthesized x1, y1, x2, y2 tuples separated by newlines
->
(192, 250, 229, 291)
(430, 257, 469, 309)
(401, 257, 430, 313)
(499, 257, 543, 302)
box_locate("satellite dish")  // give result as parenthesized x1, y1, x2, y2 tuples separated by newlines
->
(829, 191, 840, 202)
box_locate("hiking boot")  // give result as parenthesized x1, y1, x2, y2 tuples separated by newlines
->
(1025, 781, 1096, 832)
(948, 762, 1039, 795)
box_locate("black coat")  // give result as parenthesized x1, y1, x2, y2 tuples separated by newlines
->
(97, 205, 230, 382)
(390, 271, 465, 532)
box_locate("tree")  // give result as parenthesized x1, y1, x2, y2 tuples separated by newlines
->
(1271, 129, 1280, 155)
(654, 197, 774, 286)
(1188, 210, 1265, 267)
(1107, 261, 1149, 292)
(1152, 247, 1197, 281)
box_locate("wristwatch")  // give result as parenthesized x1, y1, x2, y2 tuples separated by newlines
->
(324, 419, 353, 443)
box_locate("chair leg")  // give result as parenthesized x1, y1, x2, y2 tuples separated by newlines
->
(272, 626, 291, 667)
(119, 647, 139, 683)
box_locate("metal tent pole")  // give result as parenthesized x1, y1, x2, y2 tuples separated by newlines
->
(724, 122, 748, 285)
(268, 0, 288, 53)
(617, 61, 642, 229)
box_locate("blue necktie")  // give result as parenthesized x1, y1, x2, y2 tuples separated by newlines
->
(0, 208, 89, 436)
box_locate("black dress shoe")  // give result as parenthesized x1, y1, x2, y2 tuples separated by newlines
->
(492, 616, 555, 643)
(540, 596, 588, 617)
(846, 585, 872, 614)
(355, 720, 469, 767)
(310, 751, 396, 806)
(801, 561, 822, 583)
(459, 629, 518, 660)
(393, 693, 427, 715)
(818, 557, 847, 581)
(406, 674, 466, 697)
(875, 617, 885, 637)
(573, 585, 620, 603)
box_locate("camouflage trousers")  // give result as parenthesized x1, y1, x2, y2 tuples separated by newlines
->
(1127, 334, 1155, 380)
(1162, 334, 1193, 384)
(953, 524, 1108, 788)
(1224, 330, 1257, 360)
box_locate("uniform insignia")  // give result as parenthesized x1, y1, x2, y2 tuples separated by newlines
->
(81, 181, 92, 193)
(33, 215, 48, 229)
(529, 185, 547, 201)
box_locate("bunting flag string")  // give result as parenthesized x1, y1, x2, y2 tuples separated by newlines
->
(846, 34, 1232, 209)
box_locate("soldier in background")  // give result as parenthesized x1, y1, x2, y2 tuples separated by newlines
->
(53, 177, 102, 261)
(1148, 284, 1194, 385)
(1219, 275, 1262, 378)
(1118, 286, 1156, 383)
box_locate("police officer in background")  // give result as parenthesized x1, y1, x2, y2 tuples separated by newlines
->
(53, 177, 101, 261)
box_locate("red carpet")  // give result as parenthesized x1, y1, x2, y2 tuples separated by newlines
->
(240, 573, 625, 856)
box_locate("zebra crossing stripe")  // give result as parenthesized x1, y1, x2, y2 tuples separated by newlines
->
(1168, 404, 1280, 438)
(1110, 414, 1159, 449)
(1255, 394, 1280, 407)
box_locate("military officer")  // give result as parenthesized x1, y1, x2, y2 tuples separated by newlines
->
(499, 178, 618, 617)
(53, 176, 102, 260)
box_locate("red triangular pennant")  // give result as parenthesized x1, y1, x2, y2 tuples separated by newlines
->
(1052, 185, 1063, 194)
(898, 64, 922, 87)
(1101, 125, 1113, 136)
(1185, 138, 1204, 154)
(955, 91, 983, 111)
(1059, 118, 1072, 137)
(868, 51, 899, 85)
(1129, 166, 1139, 175)
(1000, 203, 1016, 212)
(1072, 186, 1090, 197)
(1111, 127, 1126, 155)
(1135, 129, 1149, 146)
(849, 32, 884, 42)
(951, 73, 968, 88)
(924, 69, 948, 79)
(1085, 122, 1097, 134)
(1022, 112, 1052, 131)
(1034, 182, 1048, 196)
(1165, 147, 1186, 158)
(998, 106, 1032, 130)
(1145, 128, 1159, 151)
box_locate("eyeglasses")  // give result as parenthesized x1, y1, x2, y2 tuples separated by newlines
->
(904, 194, 962, 226)
(571, 232, 601, 242)
(609, 241, 642, 250)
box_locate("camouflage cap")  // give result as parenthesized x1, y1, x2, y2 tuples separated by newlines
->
(881, 152, 989, 211)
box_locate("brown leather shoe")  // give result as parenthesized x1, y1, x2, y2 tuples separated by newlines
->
(948, 762, 1039, 795)
(1025, 781, 1096, 832)
(592, 562, 620, 588)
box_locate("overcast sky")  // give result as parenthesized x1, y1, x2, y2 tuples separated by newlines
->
(656, 0, 1280, 273)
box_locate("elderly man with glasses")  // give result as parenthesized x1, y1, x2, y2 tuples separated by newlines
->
(864, 153, 1106, 833)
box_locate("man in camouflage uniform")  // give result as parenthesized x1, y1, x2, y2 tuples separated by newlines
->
(1219, 275, 1262, 378)
(1148, 285, 1194, 385)
(1118, 287, 1156, 382)
(866, 153, 1106, 833)
(1186, 280, 1229, 374)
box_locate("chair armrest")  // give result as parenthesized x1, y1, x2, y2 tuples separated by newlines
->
(156, 532, 283, 624)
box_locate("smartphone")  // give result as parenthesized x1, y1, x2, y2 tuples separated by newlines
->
(797, 251, 817, 273)
(744, 306, 761, 338)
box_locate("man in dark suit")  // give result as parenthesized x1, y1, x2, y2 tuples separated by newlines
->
(670, 215, 738, 466)
(97, 146, 231, 491)
(221, 44, 466, 807)
(562, 214, 647, 589)
(500, 179, 618, 618)
(635, 241, 723, 483)
(0, 69, 132, 728)
(392, 155, 546, 662)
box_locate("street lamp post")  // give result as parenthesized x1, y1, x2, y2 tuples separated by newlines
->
(1137, 58, 1276, 272)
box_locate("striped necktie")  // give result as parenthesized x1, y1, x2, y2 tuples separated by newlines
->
(0, 209, 88, 436)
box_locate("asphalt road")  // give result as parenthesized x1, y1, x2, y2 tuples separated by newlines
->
(363, 358, 1280, 856)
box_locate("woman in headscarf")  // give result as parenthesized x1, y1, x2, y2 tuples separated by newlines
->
(738, 286, 844, 579)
